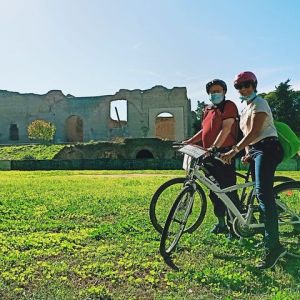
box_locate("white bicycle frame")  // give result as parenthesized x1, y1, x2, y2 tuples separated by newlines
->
(179, 144, 300, 229)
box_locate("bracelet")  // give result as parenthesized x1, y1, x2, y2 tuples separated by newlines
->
(211, 145, 218, 152)
(232, 145, 239, 153)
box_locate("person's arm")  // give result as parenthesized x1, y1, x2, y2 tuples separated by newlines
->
(221, 112, 267, 163)
(185, 129, 203, 144)
(235, 112, 267, 151)
(211, 118, 235, 148)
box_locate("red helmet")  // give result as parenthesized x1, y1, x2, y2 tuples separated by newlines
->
(234, 71, 257, 89)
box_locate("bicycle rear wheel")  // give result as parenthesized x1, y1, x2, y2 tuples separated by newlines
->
(150, 178, 206, 234)
(274, 181, 300, 257)
(273, 175, 295, 185)
(160, 185, 206, 257)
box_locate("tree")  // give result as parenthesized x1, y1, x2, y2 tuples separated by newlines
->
(192, 100, 207, 134)
(264, 79, 300, 133)
(294, 91, 300, 133)
(27, 120, 56, 142)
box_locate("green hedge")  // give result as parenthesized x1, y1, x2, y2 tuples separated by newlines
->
(9, 159, 183, 170)
(0, 157, 298, 171)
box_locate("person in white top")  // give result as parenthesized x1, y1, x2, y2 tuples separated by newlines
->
(239, 96, 278, 145)
(221, 71, 285, 269)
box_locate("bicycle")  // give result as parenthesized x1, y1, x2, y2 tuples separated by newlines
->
(157, 144, 300, 269)
(150, 146, 294, 235)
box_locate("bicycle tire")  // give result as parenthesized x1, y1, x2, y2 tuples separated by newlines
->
(273, 176, 295, 184)
(242, 175, 294, 207)
(160, 185, 204, 257)
(274, 181, 300, 257)
(150, 177, 207, 234)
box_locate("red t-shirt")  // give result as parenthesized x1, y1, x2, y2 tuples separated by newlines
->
(201, 100, 238, 148)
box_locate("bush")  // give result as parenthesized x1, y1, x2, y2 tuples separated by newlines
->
(27, 120, 56, 142)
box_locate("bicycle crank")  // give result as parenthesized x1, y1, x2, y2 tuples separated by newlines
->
(232, 214, 257, 238)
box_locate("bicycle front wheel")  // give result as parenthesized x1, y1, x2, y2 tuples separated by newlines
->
(160, 185, 206, 257)
(274, 181, 300, 257)
(150, 178, 207, 234)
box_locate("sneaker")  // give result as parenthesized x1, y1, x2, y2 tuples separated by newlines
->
(227, 230, 239, 241)
(210, 224, 229, 235)
(256, 244, 287, 269)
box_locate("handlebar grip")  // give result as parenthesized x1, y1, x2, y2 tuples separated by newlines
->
(205, 150, 225, 164)
(172, 141, 187, 148)
(214, 155, 225, 164)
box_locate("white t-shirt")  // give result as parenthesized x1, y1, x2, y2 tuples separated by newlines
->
(240, 96, 277, 145)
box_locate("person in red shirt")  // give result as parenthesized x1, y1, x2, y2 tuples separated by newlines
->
(185, 79, 241, 237)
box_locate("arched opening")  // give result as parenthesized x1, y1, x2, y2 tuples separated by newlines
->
(136, 149, 154, 159)
(9, 124, 19, 140)
(155, 112, 175, 140)
(110, 100, 128, 126)
(65, 115, 83, 142)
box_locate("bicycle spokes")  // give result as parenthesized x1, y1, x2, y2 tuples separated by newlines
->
(275, 185, 300, 257)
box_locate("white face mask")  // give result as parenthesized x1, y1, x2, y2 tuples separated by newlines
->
(209, 93, 224, 105)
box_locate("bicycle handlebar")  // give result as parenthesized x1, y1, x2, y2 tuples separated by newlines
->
(175, 143, 226, 164)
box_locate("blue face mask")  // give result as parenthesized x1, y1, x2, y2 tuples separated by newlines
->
(240, 92, 257, 102)
(209, 93, 224, 105)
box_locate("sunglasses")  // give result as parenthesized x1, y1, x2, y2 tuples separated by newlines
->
(234, 81, 253, 90)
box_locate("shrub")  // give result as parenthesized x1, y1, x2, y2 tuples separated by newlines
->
(27, 120, 56, 142)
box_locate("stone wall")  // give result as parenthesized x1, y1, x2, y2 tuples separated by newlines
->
(0, 86, 191, 144)
(53, 138, 178, 160)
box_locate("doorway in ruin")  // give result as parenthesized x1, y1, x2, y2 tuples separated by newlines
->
(9, 124, 19, 140)
(65, 115, 83, 142)
(136, 149, 154, 159)
(155, 112, 175, 140)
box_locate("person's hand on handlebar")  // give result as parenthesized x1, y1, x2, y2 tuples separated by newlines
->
(182, 138, 192, 144)
(205, 146, 218, 158)
(220, 149, 236, 164)
(241, 153, 251, 164)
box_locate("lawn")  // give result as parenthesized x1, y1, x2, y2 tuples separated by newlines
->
(0, 170, 299, 299)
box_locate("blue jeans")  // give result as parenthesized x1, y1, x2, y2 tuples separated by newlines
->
(249, 138, 283, 250)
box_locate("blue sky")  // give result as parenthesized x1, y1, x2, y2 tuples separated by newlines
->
(1, 0, 300, 116)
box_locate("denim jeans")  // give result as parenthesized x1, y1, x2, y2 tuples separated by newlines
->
(249, 139, 283, 250)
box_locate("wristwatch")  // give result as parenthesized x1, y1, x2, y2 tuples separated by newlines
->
(210, 145, 218, 153)
(232, 145, 240, 153)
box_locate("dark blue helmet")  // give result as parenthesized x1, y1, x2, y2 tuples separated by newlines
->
(206, 79, 227, 94)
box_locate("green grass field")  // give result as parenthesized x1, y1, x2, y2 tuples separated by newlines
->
(0, 170, 299, 300)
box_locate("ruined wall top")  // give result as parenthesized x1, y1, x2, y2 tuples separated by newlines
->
(0, 85, 187, 102)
